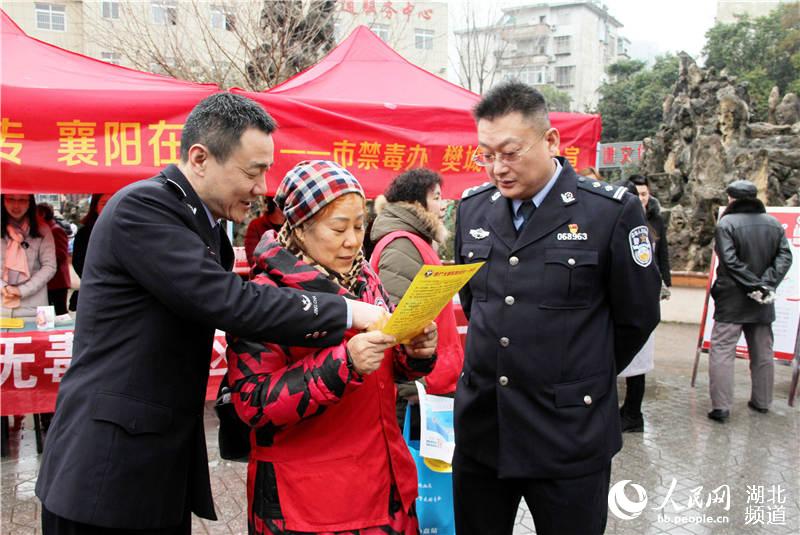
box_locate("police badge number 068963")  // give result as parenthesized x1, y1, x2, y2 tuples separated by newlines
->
(628, 226, 652, 267)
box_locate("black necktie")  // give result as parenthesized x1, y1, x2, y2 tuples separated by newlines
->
(210, 224, 222, 258)
(517, 200, 536, 234)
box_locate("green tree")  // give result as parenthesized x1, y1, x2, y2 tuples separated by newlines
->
(703, 3, 800, 119)
(596, 55, 680, 142)
(538, 85, 572, 112)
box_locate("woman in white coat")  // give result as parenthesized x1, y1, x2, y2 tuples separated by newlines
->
(1, 194, 57, 318)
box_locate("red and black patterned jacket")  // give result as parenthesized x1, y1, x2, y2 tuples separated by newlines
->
(227, 233, 435, 533)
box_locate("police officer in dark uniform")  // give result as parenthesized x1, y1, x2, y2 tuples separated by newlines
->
(453, 82, 661, 535)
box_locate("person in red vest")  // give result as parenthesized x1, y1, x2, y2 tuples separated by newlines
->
(368, 168, 463, 433)
(243, 196, 285, 267)
(226, 160, 438, 535)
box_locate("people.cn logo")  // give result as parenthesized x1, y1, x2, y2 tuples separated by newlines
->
(608, 480, 648, 520)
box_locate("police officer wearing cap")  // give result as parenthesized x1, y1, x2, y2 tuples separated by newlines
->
(707, 179, 792, 423)
(453, 82, 661, 535)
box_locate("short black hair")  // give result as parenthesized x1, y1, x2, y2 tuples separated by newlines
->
(473, 81, 550, 127)
(264, 196, 277, 214)
(180, 93, 277, 163)
(629, 174, 649, 187)
(37, 203, 55, 222)
(384, 169, 442, 208)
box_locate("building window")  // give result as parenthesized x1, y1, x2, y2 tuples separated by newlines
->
(210, 5, 235, 31)
(536, 36, 548, 55)
(539, 15, 546, 24)
(35, 3, 66, 31)
(151, 0, 177, 26)
(554, 36, 571, 55)
(519, 65, 547, 85)
(101, 1, 119, 19)
(555, 66, 575, 87)
(101, 52, 122, 65)
(370, 23, 389, 42)
(415, 28, 434, 50)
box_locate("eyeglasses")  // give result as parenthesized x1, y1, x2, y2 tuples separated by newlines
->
(472, 129, 549, 168)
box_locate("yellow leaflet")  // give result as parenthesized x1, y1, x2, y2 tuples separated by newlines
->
(382, 262, 485, 343)
(0, 317, 25, 329)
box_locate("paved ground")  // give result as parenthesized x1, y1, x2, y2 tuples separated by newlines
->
(2, 322, 798, 534)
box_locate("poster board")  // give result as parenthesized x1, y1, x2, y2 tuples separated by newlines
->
(699, 207, 800, 361)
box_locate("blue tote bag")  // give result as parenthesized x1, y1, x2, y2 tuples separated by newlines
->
(403, 406, 456, 535)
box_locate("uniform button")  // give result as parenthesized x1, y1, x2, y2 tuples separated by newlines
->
(568, 258, 576, 266)
(499, 337, 510, 347)
(468, 251, 474, 259)
(504, 296, 515, 305)
(320, 331, 327, 337)
(379, 381, 385, 389)
(499, 376, 509, 386)
(509, 256, 519, 266)
(583, 395, 592, 406)
(305, 333, 312, 339)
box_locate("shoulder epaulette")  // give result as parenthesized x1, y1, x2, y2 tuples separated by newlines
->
(576, 176, 627, 203)
(461, 181, 495, 200)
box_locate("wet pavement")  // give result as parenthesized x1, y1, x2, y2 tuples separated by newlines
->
(2, 322, 798, 534)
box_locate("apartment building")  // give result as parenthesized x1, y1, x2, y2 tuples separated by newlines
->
(456, 0, 630, 111)
(3, 1, 448, 87)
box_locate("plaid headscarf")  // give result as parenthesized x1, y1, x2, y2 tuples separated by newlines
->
(274, 160, 365, 229)
(274, 160, 366, 292)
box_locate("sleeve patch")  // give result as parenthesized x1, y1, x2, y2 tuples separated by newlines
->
(629, 225, 652, 267)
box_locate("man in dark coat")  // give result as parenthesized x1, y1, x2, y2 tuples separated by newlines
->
(453, 82, 661, 535)
(707, 179, 792, 422)
(35, 93, 385, 534)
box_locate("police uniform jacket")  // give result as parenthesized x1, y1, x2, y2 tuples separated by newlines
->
(454, 158, 661, 480)
(36, 165, 349, 530)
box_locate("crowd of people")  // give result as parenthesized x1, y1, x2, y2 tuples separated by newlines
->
(4, 84, 788, 535)
(0, 193, 115, 319)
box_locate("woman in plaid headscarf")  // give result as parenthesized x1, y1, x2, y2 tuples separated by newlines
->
(226, 160, 438, 535)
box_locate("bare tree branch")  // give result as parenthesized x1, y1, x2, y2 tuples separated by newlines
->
(451, 2, 507, 94)
(86, 0, 337, 90)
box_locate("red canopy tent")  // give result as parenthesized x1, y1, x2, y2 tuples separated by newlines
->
(236, 26, 602, 199)
(0, 10, 218, 194)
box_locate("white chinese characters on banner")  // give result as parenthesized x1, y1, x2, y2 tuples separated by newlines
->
(44, 332, 73, 382)
(0, 336, 36, 388)
(1, 330, 229, 415)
